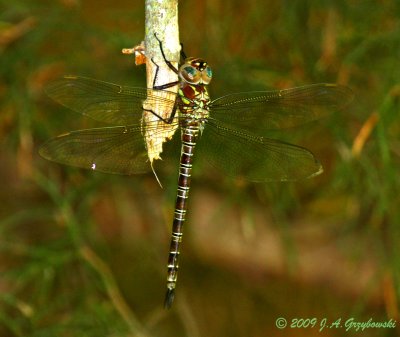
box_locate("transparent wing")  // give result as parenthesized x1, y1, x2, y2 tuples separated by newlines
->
(210, 84, 354, 132)
(45, 76, 178, 126)
(198, 119, 323, 182)
(39, 123, 178, 175)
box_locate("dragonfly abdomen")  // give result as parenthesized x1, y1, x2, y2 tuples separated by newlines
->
(164, 125, 200, 308)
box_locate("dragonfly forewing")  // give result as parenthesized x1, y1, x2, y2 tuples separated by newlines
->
(46, 76, 179, 127)
(210, 84, 354, 133)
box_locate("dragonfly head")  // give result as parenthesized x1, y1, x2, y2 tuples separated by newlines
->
(179, 57, 212, 85)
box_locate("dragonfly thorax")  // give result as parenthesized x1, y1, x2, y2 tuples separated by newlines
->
(178, 79, 211, 122)
(179, 57, 212, 85)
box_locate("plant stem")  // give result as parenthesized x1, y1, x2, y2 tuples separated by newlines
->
(143, 0, 181, 164)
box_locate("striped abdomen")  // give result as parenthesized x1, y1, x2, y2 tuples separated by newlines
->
(164, 125, 199, 308)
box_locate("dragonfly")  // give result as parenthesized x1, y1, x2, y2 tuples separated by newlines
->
(40, 35, 354, 308)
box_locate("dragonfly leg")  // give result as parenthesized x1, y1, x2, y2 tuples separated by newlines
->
(154, 33, 179, 74)
(146, 34, 183, 124)
(142, 100, 178, 124)
(150, 56, 179, 90)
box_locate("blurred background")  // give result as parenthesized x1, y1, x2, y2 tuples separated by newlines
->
(1, 0, 399, 336)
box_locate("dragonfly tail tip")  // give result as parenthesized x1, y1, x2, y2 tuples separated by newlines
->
(164, 288, 175, 309)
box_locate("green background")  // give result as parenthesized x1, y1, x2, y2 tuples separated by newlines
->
(1, 0, 399, 336)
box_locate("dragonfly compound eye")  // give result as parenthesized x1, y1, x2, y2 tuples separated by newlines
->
(201, 66, 213, 85)
(180, 65, 201, 84)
